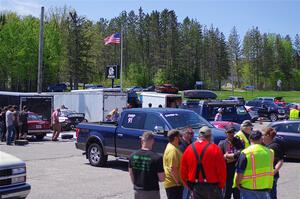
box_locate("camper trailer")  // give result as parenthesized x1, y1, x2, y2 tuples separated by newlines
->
(140, 92, 182, 108)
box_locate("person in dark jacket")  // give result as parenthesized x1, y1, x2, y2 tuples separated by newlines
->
(218, 125, 243, 199)
(19, 106, 29, 139)
(179, 127, 194, 199)
(262, 127, 284, 199)
(0, 108, 4, 142)
(1, 107, 8, 142)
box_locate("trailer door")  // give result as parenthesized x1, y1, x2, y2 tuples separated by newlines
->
(103, 93, 127, 121)
(20, 97, 53, 121)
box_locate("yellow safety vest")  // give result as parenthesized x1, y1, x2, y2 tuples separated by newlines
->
(235, 131, 250, 149)
(234, 144, 274, 190)
(290, 109, 299, 120)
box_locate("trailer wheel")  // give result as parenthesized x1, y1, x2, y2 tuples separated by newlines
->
(88, 143, 107, 167)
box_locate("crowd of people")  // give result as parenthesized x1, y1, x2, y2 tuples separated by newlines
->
(128, 120, 284, 199)
(0, 105, 29, 145)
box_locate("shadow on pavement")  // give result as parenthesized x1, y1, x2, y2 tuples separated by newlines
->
(284, 158, 300, 163)
(85, 160, 129, 172)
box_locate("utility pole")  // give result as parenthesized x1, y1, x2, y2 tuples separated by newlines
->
(120, 26, 123, 91)
(37, 6, 44, 93)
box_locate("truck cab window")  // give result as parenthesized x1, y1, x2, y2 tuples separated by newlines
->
(121, 113, 146, 129)
(144, 114, 165, 131)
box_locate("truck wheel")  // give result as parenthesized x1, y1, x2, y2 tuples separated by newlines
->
(269, 113, 278, 122)
(36, 134, 45, 141)
(88, 143, 107, 167)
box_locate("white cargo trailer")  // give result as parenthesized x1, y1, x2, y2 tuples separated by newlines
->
(140, 92, 182, 108)
(52, 89, 127, 122)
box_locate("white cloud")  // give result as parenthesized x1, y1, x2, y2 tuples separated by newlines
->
(1, 0, 42, 16)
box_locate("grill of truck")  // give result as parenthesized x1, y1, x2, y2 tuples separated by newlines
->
(0, 167, 26, 187)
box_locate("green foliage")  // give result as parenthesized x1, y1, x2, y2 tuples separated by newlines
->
(0, 9, 299, 92)
(154, 68, 168, 85)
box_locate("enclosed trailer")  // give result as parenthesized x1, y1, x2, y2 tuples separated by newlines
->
(0, 91, 53, 120)
(140, 92, 182, 108)
(52, 89, 127, 122)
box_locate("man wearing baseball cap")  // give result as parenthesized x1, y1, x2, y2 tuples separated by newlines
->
(218, 126, 243, 199)
(234, 130, 274, 199)
(181, 126, 226, 199)
(235, 120, 253, 149)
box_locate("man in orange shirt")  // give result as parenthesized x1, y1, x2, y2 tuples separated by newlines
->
(181, 126, 226, 199)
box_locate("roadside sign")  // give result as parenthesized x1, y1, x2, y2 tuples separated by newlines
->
(106, 65, 119, 79)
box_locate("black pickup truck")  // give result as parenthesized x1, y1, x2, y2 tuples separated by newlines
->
(75, 108, 226, 167)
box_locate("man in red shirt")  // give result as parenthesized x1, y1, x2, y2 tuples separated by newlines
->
(51, 108, 61, 141)
(180, 126, 226, 199)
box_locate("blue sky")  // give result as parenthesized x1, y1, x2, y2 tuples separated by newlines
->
(1, 0, 300, 40)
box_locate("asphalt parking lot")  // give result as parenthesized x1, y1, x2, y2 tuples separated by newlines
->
(1, 123, 300, 199)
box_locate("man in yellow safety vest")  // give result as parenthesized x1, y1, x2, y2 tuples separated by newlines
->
(289, 105, 299, 120)
(235, 120, 253, 149)
(234, 130, 274, 199)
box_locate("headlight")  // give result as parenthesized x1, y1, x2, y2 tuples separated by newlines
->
(12, 167, 26, 175)
(11, 176, 26, 184)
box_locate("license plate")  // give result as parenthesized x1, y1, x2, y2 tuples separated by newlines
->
(36, 125, 42, 129)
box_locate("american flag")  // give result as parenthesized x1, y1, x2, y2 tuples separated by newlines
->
(104, 33, 121, 45)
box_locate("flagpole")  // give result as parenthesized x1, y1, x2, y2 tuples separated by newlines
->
(120, 26, 123, 91)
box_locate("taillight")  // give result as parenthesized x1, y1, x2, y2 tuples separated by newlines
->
(76, 128, 80, 142)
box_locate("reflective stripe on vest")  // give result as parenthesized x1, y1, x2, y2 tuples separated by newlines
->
(290, 109, 299, 120)
(240, 144, 274, 190)
(235, 131, 250, 149)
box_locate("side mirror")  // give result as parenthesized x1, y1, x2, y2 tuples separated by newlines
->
(154, 126, 165, 134)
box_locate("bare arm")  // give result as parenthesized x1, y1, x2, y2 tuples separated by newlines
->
(158, 172, 165, 182)
(171, 166, 180, 184)
(235, 173, 243, 190)
(274, 160, 284, 174)
(128, 168, 134, 184)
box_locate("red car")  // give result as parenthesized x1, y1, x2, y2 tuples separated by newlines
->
(155, 84, 179, 94)
(27, 112, 51, 140)
(210, 121, 240, 131)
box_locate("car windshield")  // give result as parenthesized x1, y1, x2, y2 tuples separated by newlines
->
(236, 106, 248, 115)
(163, 111, 213, 129)
(28, 114, 43, 121)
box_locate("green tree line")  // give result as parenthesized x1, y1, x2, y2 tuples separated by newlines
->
(0, 7, 299, 91)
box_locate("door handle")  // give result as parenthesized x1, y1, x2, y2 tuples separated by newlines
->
(117, 133, 123, 137)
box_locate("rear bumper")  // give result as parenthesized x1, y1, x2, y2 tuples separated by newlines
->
(28, 129, 51, 135)
(0, 183, 31, 199)
(75, 142, 86, 151)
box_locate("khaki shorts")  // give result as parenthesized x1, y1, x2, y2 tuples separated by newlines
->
(53, 123, 61, 131)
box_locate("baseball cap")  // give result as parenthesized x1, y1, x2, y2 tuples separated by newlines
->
(241, 120, 253, 128)
(249, 130, 262, 141)
(199, 126, 212, 137)
(217, 108, 223, 112)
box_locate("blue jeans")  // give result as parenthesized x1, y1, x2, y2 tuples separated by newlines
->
(240, 188, 271, 199)
(269, 177, 278, 199)
(6, 125, 15, 145)
(182, 186, 190, 199)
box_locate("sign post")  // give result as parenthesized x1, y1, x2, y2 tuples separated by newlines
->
(106, 65, 119, 88)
